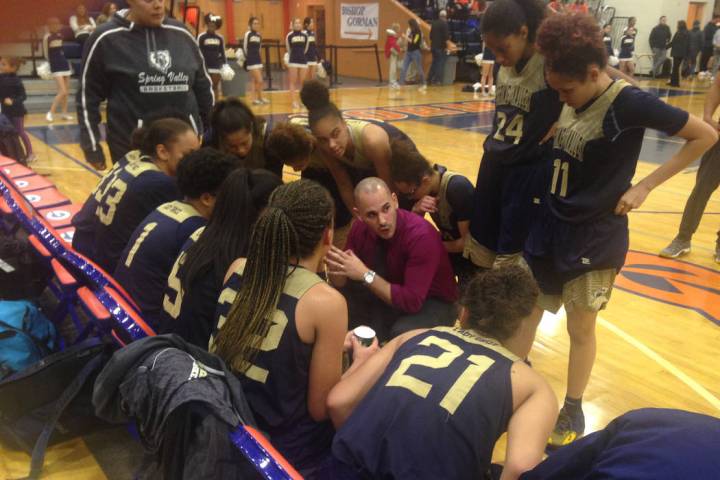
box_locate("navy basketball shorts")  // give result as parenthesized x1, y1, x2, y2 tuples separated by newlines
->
(467, 157, 550, 265)
(525, 208, 629, 313)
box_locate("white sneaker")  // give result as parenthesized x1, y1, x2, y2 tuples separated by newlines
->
(45, 112, 53, 122)
(482, 90, 489, 97)
(260, 98, 270, 104)
(252, 99, 262, 105)
(472, 82, 482, 92)
(26, 153, 37, 164)
(418, 84, 427, 92)
(62, 114, 74, 121)
(491, 85, 496, 95)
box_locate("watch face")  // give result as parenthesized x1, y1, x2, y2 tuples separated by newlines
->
(364, 271, 374, 284)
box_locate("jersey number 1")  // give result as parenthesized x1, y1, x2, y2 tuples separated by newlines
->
(550, 159, 569, 197)
(493, 112, 524, 145)
(385, 336, 495, 415)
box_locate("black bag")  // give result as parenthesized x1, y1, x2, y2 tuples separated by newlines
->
(0, 231, 52, 300)
(0, 114, 26, 164)
(0, 338, 110, 480)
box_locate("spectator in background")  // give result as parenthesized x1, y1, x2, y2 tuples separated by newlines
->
(70, 4, 96, 51)
(548, 0, 564, 14)
(687, 20, 703, 77)
(569, 0, 588, 15)
(427, 10, 450, 86)
(399, 18, 426, 90)
(700, 16, 720, 74)
(649, 16, 672, 78)
(668, 20, 689, 87)
(96, 3, 118, 25)
(385, 22, 402, 88)
(77, 0, 213, 170)
(0, 57, 33, 163)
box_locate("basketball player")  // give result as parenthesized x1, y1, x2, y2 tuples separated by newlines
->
(465, 0, 562, 271)
(72, 117, 200, 273)
(300, 80, 417, 226)
(113, 148, 235, 330)
(209, 180, 377, 475)
(160, 168, 281, 347)
(389, 139, 478, 286)
(531, 14, 716, 447)
(324, 266, 557, 480)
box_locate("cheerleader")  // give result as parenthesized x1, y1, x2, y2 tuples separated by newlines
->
(198, 13, 227, 99)
(243, 17, 267, 105)
(618, 25, 636, 77)
(304, 17, 320, 80)
(43, 17, 73, 123)
(286, 18, 308, 110)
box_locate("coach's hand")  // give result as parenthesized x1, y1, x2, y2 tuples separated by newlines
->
(615, 183, 651, 215)
(412, 195, 438, 215)
(325, 246, 369, 282)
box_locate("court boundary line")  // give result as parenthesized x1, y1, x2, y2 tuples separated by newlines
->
(597, 315, 720, 412)
(29, 131, 102, 178)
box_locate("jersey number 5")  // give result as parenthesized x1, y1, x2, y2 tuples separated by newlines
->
(385, 336, 495, 415)
(493, 112, 524, 145)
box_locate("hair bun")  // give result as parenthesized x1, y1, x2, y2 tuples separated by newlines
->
(300, 80, 331, 111)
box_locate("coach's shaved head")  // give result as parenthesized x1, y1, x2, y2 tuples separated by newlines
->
(354, 177, 392, 199)
(353, 177, 399, 240)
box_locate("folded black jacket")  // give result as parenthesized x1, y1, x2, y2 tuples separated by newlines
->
(76, 9, 214, 164)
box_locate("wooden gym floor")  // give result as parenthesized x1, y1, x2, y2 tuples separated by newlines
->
(2, 77, 719, 478)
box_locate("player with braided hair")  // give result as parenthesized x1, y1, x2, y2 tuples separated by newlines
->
(210, 180, 378, 474)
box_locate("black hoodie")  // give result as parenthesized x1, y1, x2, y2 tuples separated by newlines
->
(77, 10, 214, 165)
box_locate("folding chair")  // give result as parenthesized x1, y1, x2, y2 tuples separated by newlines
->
(0, 163, 35, 180)
(38, 203, 82, 229)
(0, 156, 17, 167)
(11, 175, 55, 193)
(57, 226, 75, 245)
(24, 187, 71, 210)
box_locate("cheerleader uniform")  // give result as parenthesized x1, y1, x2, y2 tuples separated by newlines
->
(305, 29, 319, 65)
(44, 32, 72, 77)
(243, 29, 263, 70)
(618, 34, 635, 61)
(198, 30, 226, 74)
(286, 30, 308, 68)
(603, 33, 614, 57)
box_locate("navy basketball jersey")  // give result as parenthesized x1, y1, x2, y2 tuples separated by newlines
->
(209, 264, 334, 470)
(243, 30, 263, 67)
(72, 155, 181, 273)
(114, 201, 206, 330)
(286, 30, 308, 65)
(483, 53, 562, 166)
(333, 326, 519, 480)
(160, 226, 224, 348)
(197, 31, 226, 71)
(431, 165, 474, 242)
(548, 80, 688, 224)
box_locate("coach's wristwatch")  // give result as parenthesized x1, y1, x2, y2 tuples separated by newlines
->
(362, 270, 376, 286)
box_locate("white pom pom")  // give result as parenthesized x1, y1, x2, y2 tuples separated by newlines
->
(220, 64, 235, 81)
(37, 62, 53, 80)
(235, 49, 246, 65)
(474, 53, 484, 66)
(609, 56, 619, 67)
(317, 62, 327, 79)
(283, 52, 290, 66)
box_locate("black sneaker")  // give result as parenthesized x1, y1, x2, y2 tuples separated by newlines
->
(547, 406, 585, 449)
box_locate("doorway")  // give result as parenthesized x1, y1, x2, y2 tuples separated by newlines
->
(688, 2, 705, 26)
(308, 5, 326, 59)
